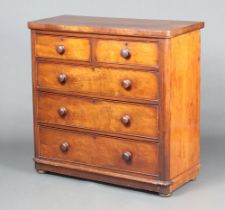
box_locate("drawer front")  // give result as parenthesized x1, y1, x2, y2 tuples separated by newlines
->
(35, 35, 90, 61)
(38, 93, 159, 138)
(95, 39, 158, 67)
(37, 62, 159, 101)
(39, 126, 159, 175)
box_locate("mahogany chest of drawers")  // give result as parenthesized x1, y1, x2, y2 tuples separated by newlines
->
(28, 15, 204, 196)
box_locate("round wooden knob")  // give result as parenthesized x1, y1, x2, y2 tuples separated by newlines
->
(58, 107, 67, 117)
(122, 151, 132, 162)
(121, 115, 131, 126)
(60, 142, 70, 153)
(121, 79, 132, 90)
(120, 48, 131, 59)
(58, 73, 67, 84)
(56, 45, 65, 55)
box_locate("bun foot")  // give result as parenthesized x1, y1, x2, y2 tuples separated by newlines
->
(159, 192, 172, 197)
(37, 169, 46, 174)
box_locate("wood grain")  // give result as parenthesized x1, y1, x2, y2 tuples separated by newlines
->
(37, 62, 159, 101)
(95, 39, 158, 67)
(28, 15, 204, 38)
(168, 30, 201, 179)
(31, 31, 40, 157)
(35, 34, 91, 61)
(39, 126, 159, 175)
(38, 93, 159, 138)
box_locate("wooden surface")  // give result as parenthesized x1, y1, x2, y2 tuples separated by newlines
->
(28, 15, 204, 38)
(158, 30, 201, 193)
(36, 34, 90, 61)
(29, 15, 204, 196)
(39, 126, 159, 175)
(37, 62, 159, 101)
(169, 30, 200, 179)
(95, 39, 158, 66)
(38, 93, 159, 138)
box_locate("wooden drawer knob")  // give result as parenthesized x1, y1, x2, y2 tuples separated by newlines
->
(120, 48, 131, 59)
(121, 115, 131, 126)
(58, 107, 67, 117)
(60, 142, 70, 153)
(58, 73, 67, 84)
(122, 151, 132, 162)
(121, 79, 132, 90)
(56, 45, 65, 55)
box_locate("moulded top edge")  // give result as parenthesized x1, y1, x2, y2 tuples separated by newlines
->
(28, 15, 205, 38)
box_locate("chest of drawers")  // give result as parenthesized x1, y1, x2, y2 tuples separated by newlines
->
(28, 15, 204, 196)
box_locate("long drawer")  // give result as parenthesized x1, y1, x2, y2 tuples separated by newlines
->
(37, 62, 159, 101)
(39, 126, 159, 175)
(38, 93, 159, 139)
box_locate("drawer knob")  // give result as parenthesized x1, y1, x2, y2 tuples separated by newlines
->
(121, 79, 132, 90)
(58, 107, 67, 117)
(121, 115, 131, 126)
(56, 45, 65, 55)
(60, 142, 70, 153)
(122, 151, 132, 162)
(58, 73, 67, 84)
(120, 48, 131, 59)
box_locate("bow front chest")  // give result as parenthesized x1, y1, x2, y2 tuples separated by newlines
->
(28, 15, 204, 196)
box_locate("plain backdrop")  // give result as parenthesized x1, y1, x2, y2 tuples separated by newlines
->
(0, 0, 224, 210)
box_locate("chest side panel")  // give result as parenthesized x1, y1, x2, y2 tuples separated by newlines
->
(169, 30, 200, 179)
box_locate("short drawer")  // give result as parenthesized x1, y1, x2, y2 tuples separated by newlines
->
(38, 93, 159, 139)
(37, 62, 159, 101)
(35, 34, 90, 61)
(39, 126, 159, 175)
(95, 39, 158, 67)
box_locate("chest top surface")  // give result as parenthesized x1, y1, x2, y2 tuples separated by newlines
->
(28, 15, 204, 38)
